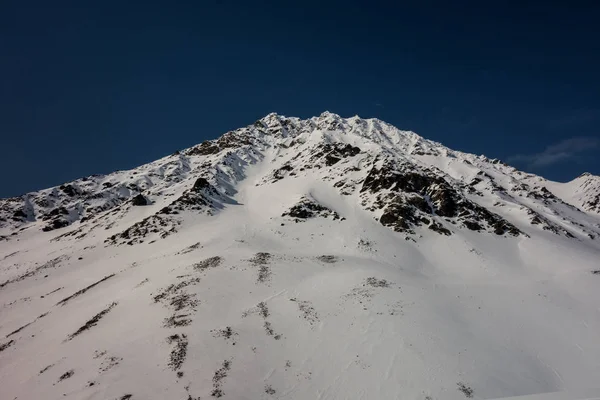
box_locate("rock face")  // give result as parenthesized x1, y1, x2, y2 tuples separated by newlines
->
(358, 158, 523, 237)
(131, 194, 148, 206)
(0, 111, 598, 244)
(282, 197, 341, 221)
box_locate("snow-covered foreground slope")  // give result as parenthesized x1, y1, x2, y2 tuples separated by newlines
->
(1, 112, 600, 400)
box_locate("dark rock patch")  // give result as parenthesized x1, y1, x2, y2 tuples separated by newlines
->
(154, 275, 200, 329)
(357, 239, 374, 251)
(57, 274, 116, 306)
(39, 364, 54, 375)
(264, 321, 282, 340)
(60, 184, 78, 197)
(12, 209, 27, 220)
(282, 197, 340, 221)
(192, 177, 211, 192)
(271, 163, 294, 181)
(186, 141, 221, 156)
(317, 255, 338, 263)
(379, 200, 418, 232)
(177, 242, 202, 255)
(457, 382, 474, 398)
(0, 339, 14, 352)
(94, 350, 107, 359)
(265, 385, 276, 395)
(311, 143, 361, 167)
(42, 218, 70, 232)
(249, 253, 272, 283)
(257, 301, 269, 319)
(211, 326, 238, 343)
(166, 334, 188, 371)
(243, 301, 270, 319)
(135, 278, 149, 288)
(170, 292, 199, 312)
(131, 194, 148, 206)
(193, 256, 222, 272)
(463, 220, 483, 231)
(153, 277, 201, 304)
(67, 302, 118, 341)
(365, 277, 392, 288)
(163, 313, 193, 328)
(99, 355, 123, 373)
(211, 359, 232, 397)
(295, 299, 319, 325)
(57, 369, 75, 382)
(42, 207, 69, 221)
(249, 252, 272, 264)
(0, 251, 19, 261)
(106, 214, 180, 246)
(6, 322, 32, 338)
(6, 312, 49, 338)
(428, 221, 452, 236)
(361, 158, 523, 237)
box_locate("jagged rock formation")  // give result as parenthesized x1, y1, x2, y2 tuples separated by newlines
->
(1, 112, 599, 244)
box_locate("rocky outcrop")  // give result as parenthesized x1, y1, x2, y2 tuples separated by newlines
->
(310, 143, 361, 167)
(1, 112, 597, 245)
(282, 197, 341, 222)
(131, 194, 148, 206)
(360, 158, 523, 237)
(106, 214, 180, 246)
(107, 176, 231, 245)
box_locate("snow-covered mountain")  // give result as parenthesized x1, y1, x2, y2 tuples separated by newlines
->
(1, 112, 599, 400)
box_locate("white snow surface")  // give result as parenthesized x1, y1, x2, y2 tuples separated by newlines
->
(1, 112, 600, 400)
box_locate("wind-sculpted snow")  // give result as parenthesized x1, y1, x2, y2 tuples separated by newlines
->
(1, 112, 600, 399)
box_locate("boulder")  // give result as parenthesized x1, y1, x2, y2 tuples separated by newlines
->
(131, 194, 148, 206)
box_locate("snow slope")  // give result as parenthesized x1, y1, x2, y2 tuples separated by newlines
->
(1, 112, 600, 400)
(545, 172, 600, 215)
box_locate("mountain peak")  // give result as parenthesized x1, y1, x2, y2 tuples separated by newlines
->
(1, 112, 599, 235)
(576, 172, 597, 179)
(318, 110, 342, 119)
(2, 112, 600, 400)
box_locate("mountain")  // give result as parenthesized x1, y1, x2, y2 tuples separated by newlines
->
(1, 112, 599, 400)
(543, 172, 600, 215)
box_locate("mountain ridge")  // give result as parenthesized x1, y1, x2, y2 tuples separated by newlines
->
(1, 113, 600, 399)
(1, 112, 599, 241)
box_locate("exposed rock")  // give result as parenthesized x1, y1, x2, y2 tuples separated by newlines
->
(311, 143, 361, 166)
(361, 158, 523, 237)
(282, 197, 340, 221)
(192, 177, 211, 192)
(12, 209, 27, 221)
(131, 194, 148, 206)
(428, 221, 452, 235)
(107, 214, 179, 245)
(60, 184, 78, 197)
(463, 220, 483, 231)
(42, 207, 69, 220)
(42, 218, 69, 232)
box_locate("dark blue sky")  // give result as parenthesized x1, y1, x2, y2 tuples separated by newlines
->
(2, 1, 600, 197)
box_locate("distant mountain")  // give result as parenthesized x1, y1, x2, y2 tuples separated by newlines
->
(1, 112, 599, 400)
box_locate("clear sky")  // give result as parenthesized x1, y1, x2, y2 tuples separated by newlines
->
(1, 1, 599, 197)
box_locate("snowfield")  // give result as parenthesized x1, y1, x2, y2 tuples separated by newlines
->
(1, 112, 600, 400)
